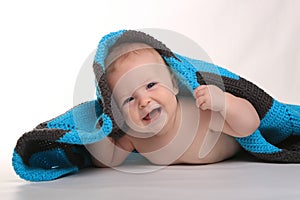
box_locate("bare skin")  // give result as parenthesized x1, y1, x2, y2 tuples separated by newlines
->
(86, 43, 260, 167)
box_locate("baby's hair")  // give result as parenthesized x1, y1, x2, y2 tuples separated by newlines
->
(105, 42, 178, 87)
(105, 43, 161, 72)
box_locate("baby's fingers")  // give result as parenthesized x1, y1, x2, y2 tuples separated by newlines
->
(196, 96, 207, 109)
(194, 85, 208, 98)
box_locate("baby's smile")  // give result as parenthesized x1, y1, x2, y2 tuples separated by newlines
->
(142, 107, 162, 124)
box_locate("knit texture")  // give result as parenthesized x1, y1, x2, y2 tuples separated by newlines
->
(12, 29, 300, 182)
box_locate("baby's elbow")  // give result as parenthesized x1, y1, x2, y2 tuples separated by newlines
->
(251, 110, 260, 132)
(91, 158, 108, 168)
(110, 160, 124, 167)
(242, 102, 261, 137)
(241, 115, 260, 137)
(249, 119, 260, 136)
(254, 115, 261, 130)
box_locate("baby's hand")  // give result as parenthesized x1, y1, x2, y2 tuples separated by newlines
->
(194, 85, 226, 112)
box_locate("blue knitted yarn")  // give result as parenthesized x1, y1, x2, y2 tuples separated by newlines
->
(94, 30, 125, 102)
(12, 150, 78, 182)
(47, 100, 101, 131)
(235, 130, 281, 153)
(163, 55, 200, 92)
(179, 54, 240, 80)
(259, 100, 300, 144)
(94, 30, 126, 69)
(45, 100, 108, 144)
(163, 53, 240, 93)
(288, 104, 300, 114)
(58, 114, 113, 144)
(286, 104, 300, 134)
(46, 100, 112, 144)
(29, 148, 74, 169)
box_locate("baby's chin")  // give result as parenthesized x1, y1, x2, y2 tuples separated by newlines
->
(126, 123, 165, 138)
(125, 110, 168, 138)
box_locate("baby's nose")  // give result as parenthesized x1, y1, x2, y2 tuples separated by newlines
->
(138, 96, 151, 109)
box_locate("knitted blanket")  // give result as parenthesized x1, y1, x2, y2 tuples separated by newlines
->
(13, 29, 300, 182)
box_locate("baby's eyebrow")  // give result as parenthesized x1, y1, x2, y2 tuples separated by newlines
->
(113, 90, 130, 100)
(113, 80, 153, 102)
(113, 85, 137, 100)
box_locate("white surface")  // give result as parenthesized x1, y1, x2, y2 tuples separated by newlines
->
(2, 153, 300, 200)
(1, 0, 300, 199)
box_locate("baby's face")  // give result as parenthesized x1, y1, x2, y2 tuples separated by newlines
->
(107, 49, 178, 136)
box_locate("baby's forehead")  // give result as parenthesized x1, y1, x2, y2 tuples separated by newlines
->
(117, 64, 172, 84)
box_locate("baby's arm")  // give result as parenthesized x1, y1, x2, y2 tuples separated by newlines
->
(194, 85, 260, 137)
(85, 135, 134, 167)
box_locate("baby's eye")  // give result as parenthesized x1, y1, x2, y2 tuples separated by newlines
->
(123, 97, 134, 105)
(146, 82, 157, 89)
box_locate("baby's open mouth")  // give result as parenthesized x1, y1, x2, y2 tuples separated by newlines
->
(142, 107, 162, 121)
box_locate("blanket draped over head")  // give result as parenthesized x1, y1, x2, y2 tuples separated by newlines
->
(13, 29, 300, 182)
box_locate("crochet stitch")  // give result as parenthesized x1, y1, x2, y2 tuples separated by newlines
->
(13, 29, 300, 182)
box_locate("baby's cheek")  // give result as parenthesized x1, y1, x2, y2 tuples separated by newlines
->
(121, 107, 129, 118)
(122, 107, 136, 121)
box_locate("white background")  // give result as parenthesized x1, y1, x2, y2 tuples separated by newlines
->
(1, 0, 300, 179)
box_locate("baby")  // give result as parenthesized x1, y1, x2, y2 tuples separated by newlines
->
(86, 42, 260, 167)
